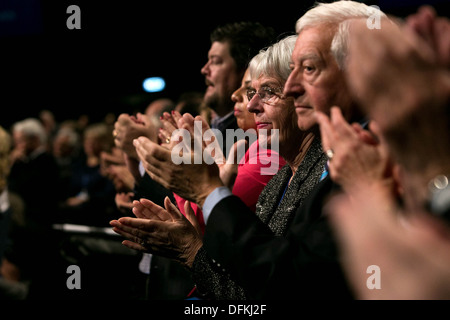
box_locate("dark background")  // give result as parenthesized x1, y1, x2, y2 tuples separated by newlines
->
(1, 0, 449, 129)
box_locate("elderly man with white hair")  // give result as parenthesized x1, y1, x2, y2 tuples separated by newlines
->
(9, 116, 60, 224)
(6, 117, 61, 298)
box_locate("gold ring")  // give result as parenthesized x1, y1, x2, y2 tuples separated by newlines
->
(165, 138, 170, 144)
(326, 149, 334, 160)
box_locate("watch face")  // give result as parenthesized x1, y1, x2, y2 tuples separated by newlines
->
(429, 175, 449, 191)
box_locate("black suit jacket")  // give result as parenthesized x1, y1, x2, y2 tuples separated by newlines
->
(8, 151, 60, 228)
(203, 176, 353, 299)
(134, 172, 195, 300)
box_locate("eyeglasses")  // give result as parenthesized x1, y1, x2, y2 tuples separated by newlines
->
(246, 86, 285, 104)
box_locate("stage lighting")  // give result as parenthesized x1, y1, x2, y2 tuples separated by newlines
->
(143, 77, 165, 92)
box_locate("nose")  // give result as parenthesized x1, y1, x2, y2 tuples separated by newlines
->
(200, 61, 209, 76)
(247, 95, 263, 114)
(284, 68, 304, 99)
(231, 87, 244, 103)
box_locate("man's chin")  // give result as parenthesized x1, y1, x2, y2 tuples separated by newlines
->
(204, 85, 216, 96)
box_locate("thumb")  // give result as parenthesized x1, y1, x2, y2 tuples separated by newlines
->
(136, 112, 151, 126)
(164, 196, 183, 221)
(184, 201, 203, 237)
(172, 110, 182, 125)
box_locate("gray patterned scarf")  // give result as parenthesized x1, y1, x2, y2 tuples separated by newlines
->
(255, 136, 327, 236)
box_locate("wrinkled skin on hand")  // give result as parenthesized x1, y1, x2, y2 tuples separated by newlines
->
(316, 107, 396, 195)
(110, 197, 203, 268)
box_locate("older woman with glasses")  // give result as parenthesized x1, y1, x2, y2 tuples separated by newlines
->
(243, 35, 326, 237)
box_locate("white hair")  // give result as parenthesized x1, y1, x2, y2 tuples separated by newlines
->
(55, 127, 79, 146)
(296, 1, 386, 69)
(249, 34, 298, 83)
(13, 118, 47, 145)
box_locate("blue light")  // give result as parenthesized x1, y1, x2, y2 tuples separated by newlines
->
(143, 77, 166, 92)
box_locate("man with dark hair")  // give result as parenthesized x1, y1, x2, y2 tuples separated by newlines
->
(201, 22, 275, 142)
(210, 22, 275, 74)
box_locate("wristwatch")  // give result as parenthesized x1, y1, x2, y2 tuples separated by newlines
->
(428, 175, 450, 220)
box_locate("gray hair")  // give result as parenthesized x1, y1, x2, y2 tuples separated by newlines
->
(55, 127, 80, 147)
(249, 34, 298, 83)
(296, 1, 386, 69)
(12, 118, 47, 145)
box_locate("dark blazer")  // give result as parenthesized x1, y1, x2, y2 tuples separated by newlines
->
(134, 172, 195, 300)
(134, 172, 175, 206)
(202, 176, 354, 300)
(8, 151, 60, 228)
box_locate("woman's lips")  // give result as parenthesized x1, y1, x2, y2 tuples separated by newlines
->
(255, 122, 272, 129)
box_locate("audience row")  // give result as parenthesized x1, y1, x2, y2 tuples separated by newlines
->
(1, 0, 449, 300)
